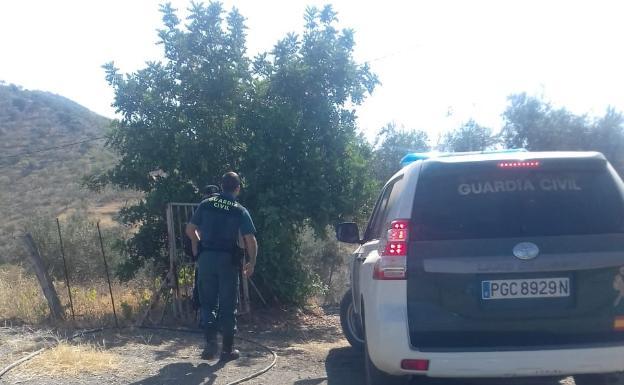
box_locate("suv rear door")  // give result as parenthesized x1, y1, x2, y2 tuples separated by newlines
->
(353, 177, 402, 314)
(406, 154, 624, 350)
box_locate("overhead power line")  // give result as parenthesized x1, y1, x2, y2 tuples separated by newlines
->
(0, 136, 107, 160)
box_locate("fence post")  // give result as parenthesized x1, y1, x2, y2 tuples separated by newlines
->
(96, 222, 119, 328)
(56, 218, 75, 321)
(20, 233, 65, 321)
(165, 203, 180, 318)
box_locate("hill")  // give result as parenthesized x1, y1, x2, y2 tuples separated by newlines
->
(0, 83, 132, 260)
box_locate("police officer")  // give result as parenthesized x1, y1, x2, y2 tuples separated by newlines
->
(190, 184, 221, 318)
(185, 172, 257, 361)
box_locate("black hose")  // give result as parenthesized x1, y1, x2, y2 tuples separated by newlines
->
(0, 325, 277, 385)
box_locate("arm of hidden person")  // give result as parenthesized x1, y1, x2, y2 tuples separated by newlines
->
(186, 223, 200, 258)
(242, 234, 257, 277)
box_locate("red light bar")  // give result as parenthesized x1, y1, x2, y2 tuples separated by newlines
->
(401, 359, 430, 371)
(498, 161, 541, 168)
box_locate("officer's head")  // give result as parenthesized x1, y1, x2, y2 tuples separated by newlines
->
(202, 184, 220, 199)
(221, 172, 242, 197)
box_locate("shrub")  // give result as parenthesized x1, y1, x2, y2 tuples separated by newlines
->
(24, 210, 126, 282)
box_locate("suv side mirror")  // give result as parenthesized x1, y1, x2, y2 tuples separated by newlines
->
(336, 222, 362, 244)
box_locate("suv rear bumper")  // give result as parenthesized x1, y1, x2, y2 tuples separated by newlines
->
(372, 343, 624, 378)
(421, 347, 624, 378)
(363, 281, 624, 378)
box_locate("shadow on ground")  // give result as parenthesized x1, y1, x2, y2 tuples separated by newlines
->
(324, 347, 364, 385)
(128, 361, 225, 385)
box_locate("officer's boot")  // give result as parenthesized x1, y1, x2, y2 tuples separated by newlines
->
(219, 334, 240, 362)
(201, 329, 218, 360)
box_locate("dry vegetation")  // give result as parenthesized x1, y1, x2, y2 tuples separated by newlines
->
(0, 264, 154, 327)
(0, 264, 49, 323)
(20, 342, 120, 377)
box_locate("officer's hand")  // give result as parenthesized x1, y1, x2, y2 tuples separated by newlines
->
(243, 263, 254, 277)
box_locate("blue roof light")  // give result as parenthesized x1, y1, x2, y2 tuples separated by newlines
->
(400, 148, 528, 168)
(399, 152, 437, 168)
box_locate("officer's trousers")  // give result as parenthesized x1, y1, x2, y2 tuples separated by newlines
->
(197, 250, 239, 335)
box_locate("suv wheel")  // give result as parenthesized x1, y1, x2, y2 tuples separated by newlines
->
(575, 373, 624, 385)
(339, 289, 364, 350)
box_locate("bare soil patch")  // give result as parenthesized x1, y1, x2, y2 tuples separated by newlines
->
(0, 326, 57, 368)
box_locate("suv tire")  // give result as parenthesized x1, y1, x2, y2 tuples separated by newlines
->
(574, 373, 624, 385)
(339, 289, 364, 350)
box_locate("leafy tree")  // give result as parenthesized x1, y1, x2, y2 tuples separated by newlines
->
(589, 107, 624, 171)
(501, 93, 624, 173)
(97, 3, 378, 303)
(439, 119, 497, 152)
(501, 93, 589, 150)
(240, 5, 378, 302)
(98, 2, 253, 278)
(372, 123, 429, 183)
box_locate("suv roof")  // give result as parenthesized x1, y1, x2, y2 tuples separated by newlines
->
(393, 151, 608, 184)
(403, 150, 605, 168)
(426, 150, 603, 163)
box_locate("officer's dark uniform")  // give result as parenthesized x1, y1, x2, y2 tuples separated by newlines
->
(190, 192, 255, 358)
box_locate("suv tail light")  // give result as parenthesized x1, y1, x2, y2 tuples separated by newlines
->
(374, 219, 409, 280)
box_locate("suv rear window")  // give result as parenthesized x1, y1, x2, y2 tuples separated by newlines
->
(412, 162, 624, 240)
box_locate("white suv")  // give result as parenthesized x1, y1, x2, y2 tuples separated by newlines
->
(337, 150, 624, 385)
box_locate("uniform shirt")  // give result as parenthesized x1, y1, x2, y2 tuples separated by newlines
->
(239, 208, 256, 236)
(190, 193, 256, 246)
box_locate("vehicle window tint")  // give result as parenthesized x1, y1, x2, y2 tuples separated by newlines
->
(412, 165, 624, 240)
(367, 181, 396, 240)
(363, 191, 384, 241)
(382, 176, 403, 225)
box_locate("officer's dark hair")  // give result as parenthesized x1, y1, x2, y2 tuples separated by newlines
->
(221, 172, 241, 194)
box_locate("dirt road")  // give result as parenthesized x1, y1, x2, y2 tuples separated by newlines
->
(0, 309, 601, 385)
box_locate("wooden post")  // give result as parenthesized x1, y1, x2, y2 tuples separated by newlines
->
(165, 203, 180, 318)
(240, 251, 251, 314)
(21, 233, 64, 321)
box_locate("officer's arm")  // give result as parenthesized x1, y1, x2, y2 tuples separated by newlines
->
(186, 223, 200, 257)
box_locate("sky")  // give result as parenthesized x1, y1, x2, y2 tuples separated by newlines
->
(1, 0, 623, 142)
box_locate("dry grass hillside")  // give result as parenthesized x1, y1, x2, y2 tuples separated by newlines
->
(0, 83, 136, 261)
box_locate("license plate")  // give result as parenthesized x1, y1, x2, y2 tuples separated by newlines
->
(482, 278, 570, 300)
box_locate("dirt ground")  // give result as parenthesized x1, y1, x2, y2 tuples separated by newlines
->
(0, 308, 612, 385)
